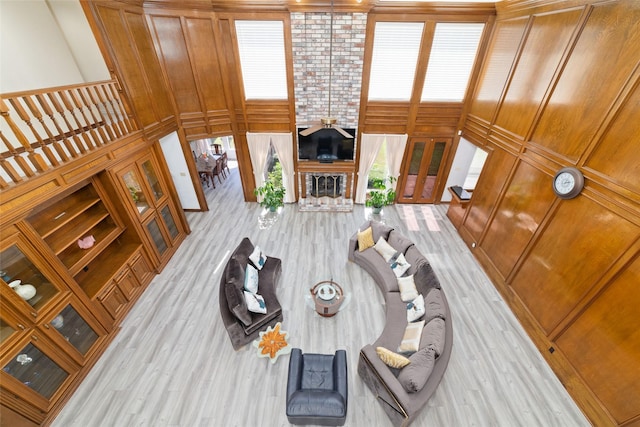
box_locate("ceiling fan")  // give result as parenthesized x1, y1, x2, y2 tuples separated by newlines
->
(299, 0, 354, 139)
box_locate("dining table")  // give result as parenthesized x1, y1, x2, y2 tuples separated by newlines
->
(197, 154, 222, 188)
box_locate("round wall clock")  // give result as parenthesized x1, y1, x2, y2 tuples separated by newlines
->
(552, 167, 584, 199)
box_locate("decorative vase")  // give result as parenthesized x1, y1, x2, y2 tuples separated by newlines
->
(372, 206, 383, 215)
(8, 280, 37, 301)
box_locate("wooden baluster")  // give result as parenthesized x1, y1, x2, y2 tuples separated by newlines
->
(0, 97, 45, 175)
(22, 96, 70, 162)
(106, 81, 135, 132)
(98, 83, 126, 136)
(93, 84, 123, 138)
(9, 97, 59, 167)
(45, 92, 88, 154)
(60, 89, 103, 149)
(55, 90, 95, 151)
(75, 87, 109, 145)
(35, 94, 80, 159)
(83, 85, 116, 141)
(0, 132, 25, 184)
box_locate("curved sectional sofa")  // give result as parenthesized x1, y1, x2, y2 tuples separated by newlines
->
(348, 220, 453, 427)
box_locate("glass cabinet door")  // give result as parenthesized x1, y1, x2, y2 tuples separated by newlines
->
(141, 159, 165, 202)
(1, 244, 61, 315)
(146, 217, 168, 256)
(2, 342, 70, 400)
(159, 205, 179, 241)
(122, 169, 150, 215)
(49, 305, 99, 357)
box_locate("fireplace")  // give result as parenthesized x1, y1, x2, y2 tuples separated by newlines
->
(311, 174, 342, 198)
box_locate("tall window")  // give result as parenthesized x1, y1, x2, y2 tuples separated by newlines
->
(421, 23, 485, 102)
(235, 21, 287, 99)
(368, 22, 424, 101)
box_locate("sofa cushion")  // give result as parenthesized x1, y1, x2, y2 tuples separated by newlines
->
(249, 245, 267, 270)
(398, 275, 418, 302)
(374, 236, 398, 262)
(397, 347, 436, 393)
(388, 230, 414, 254)
(424, 288, 446, 323)
(244, 264, 259, 293)
(225, 257, 245, 288)
(370, 220, 393, 242)
(230, 237, 254, 268)
(391, 253, 411, 278)
(376, 347, 411, 369)
(404, 245, 425, 269)
(420, 317, 446, 357)
(414, 261, 441, 294)
(406, 294, 425, 323)
(225, 282, 252, 326)
(398, 320, 425, 353)
(357, 227, 375, 251)
(244, 290, 267, 314)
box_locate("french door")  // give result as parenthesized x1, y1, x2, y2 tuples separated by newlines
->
(397, 137, 452, 204)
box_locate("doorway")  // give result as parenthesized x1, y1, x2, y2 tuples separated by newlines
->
(397, 137, 452, 204)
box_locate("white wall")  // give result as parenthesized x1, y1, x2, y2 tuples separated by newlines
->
(0, 0, 108, 93)
(159, 132, 200, 210)
(441, 137, 478, 202)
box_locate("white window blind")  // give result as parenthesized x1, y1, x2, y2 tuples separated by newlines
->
(421, 23, 484, 102)
(235, 21, 287, 100)
(368, 22, 424, 101)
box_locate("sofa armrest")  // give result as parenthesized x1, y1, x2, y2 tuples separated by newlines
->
(287, 348, 304, 401)
(348, 233, 359, 262)
(333, 349, 348, 400)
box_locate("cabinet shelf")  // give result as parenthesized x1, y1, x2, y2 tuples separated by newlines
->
(45, 203, 111, 255)
(64, 224, 123, 277)
(29, 187, 101, 239)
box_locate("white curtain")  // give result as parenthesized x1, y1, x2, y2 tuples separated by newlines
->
(355, 134, 386, 204)
(246, 132, 272, 201)
(385, 134, 408, 191)
(269, 132, 296, 203)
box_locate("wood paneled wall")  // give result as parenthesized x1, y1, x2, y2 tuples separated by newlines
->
(459, 1, 640, 425)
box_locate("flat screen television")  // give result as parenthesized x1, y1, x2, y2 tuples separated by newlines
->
(298, 127, 355, 162)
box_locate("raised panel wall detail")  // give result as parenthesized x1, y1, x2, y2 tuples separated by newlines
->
(556, 253, 640, 425)
(530, 2, 640, 162)
(480, 160, 555, 279)
(510, 196, 639, 335)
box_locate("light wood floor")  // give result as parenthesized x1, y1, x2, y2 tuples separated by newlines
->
(53, 164, 590, 427)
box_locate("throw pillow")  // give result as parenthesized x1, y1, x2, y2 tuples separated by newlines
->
(398, 320, 425, 353)
(374, 236, 397, 262)
(357, 227, 375, 251)
(397, 347, 436, 393)
(249, 246, 267, 270)
(388, 230, 414, 254)
(413, 261, 441, 291)
(225, 282, 252, 326)
(244, 264, 259, 293)
(424, 289, 446, 323)
(397, 275, 418, 302)
(391, 253, 411, 277)
(421, 317, 446, 357)
(244, 291, 267, 314)
(406, 294, 425, 323)
(376, 347, 411, 369)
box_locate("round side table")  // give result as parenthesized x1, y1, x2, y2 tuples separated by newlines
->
(310, 280, 344, 317)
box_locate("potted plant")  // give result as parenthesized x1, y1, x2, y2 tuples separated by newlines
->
(365, 176, 397, 214)
(254, 180, 285, 212)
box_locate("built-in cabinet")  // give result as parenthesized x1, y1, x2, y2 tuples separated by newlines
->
(0, 146, 186, 425)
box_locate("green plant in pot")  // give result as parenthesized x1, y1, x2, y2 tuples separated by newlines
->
(365, 176, 397, 214)
(254, 180, 285, 212)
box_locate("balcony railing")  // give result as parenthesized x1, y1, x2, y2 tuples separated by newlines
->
(0, 80, 137, 189)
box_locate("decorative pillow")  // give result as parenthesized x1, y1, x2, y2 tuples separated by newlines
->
(406, 294, 425, 323)
(244, 291, 267, 314)
(413, 261, 441, 291)
(391, 253, 411, 278)
(397, 275, 418, 302)
(244, 264, 259, 293)
(357, 227, 375, 251)
(249, 246, 267, 270)
(376, 347, 411, 369)
(225, 282, 252, 326)
(388, 230, 414, 254)
(424, 289, 446, 323)
(398, 320, 425, 353)
(374, 237, 398, 262)
(397, 347, 436, 393)
(421, 317, 446, 357)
